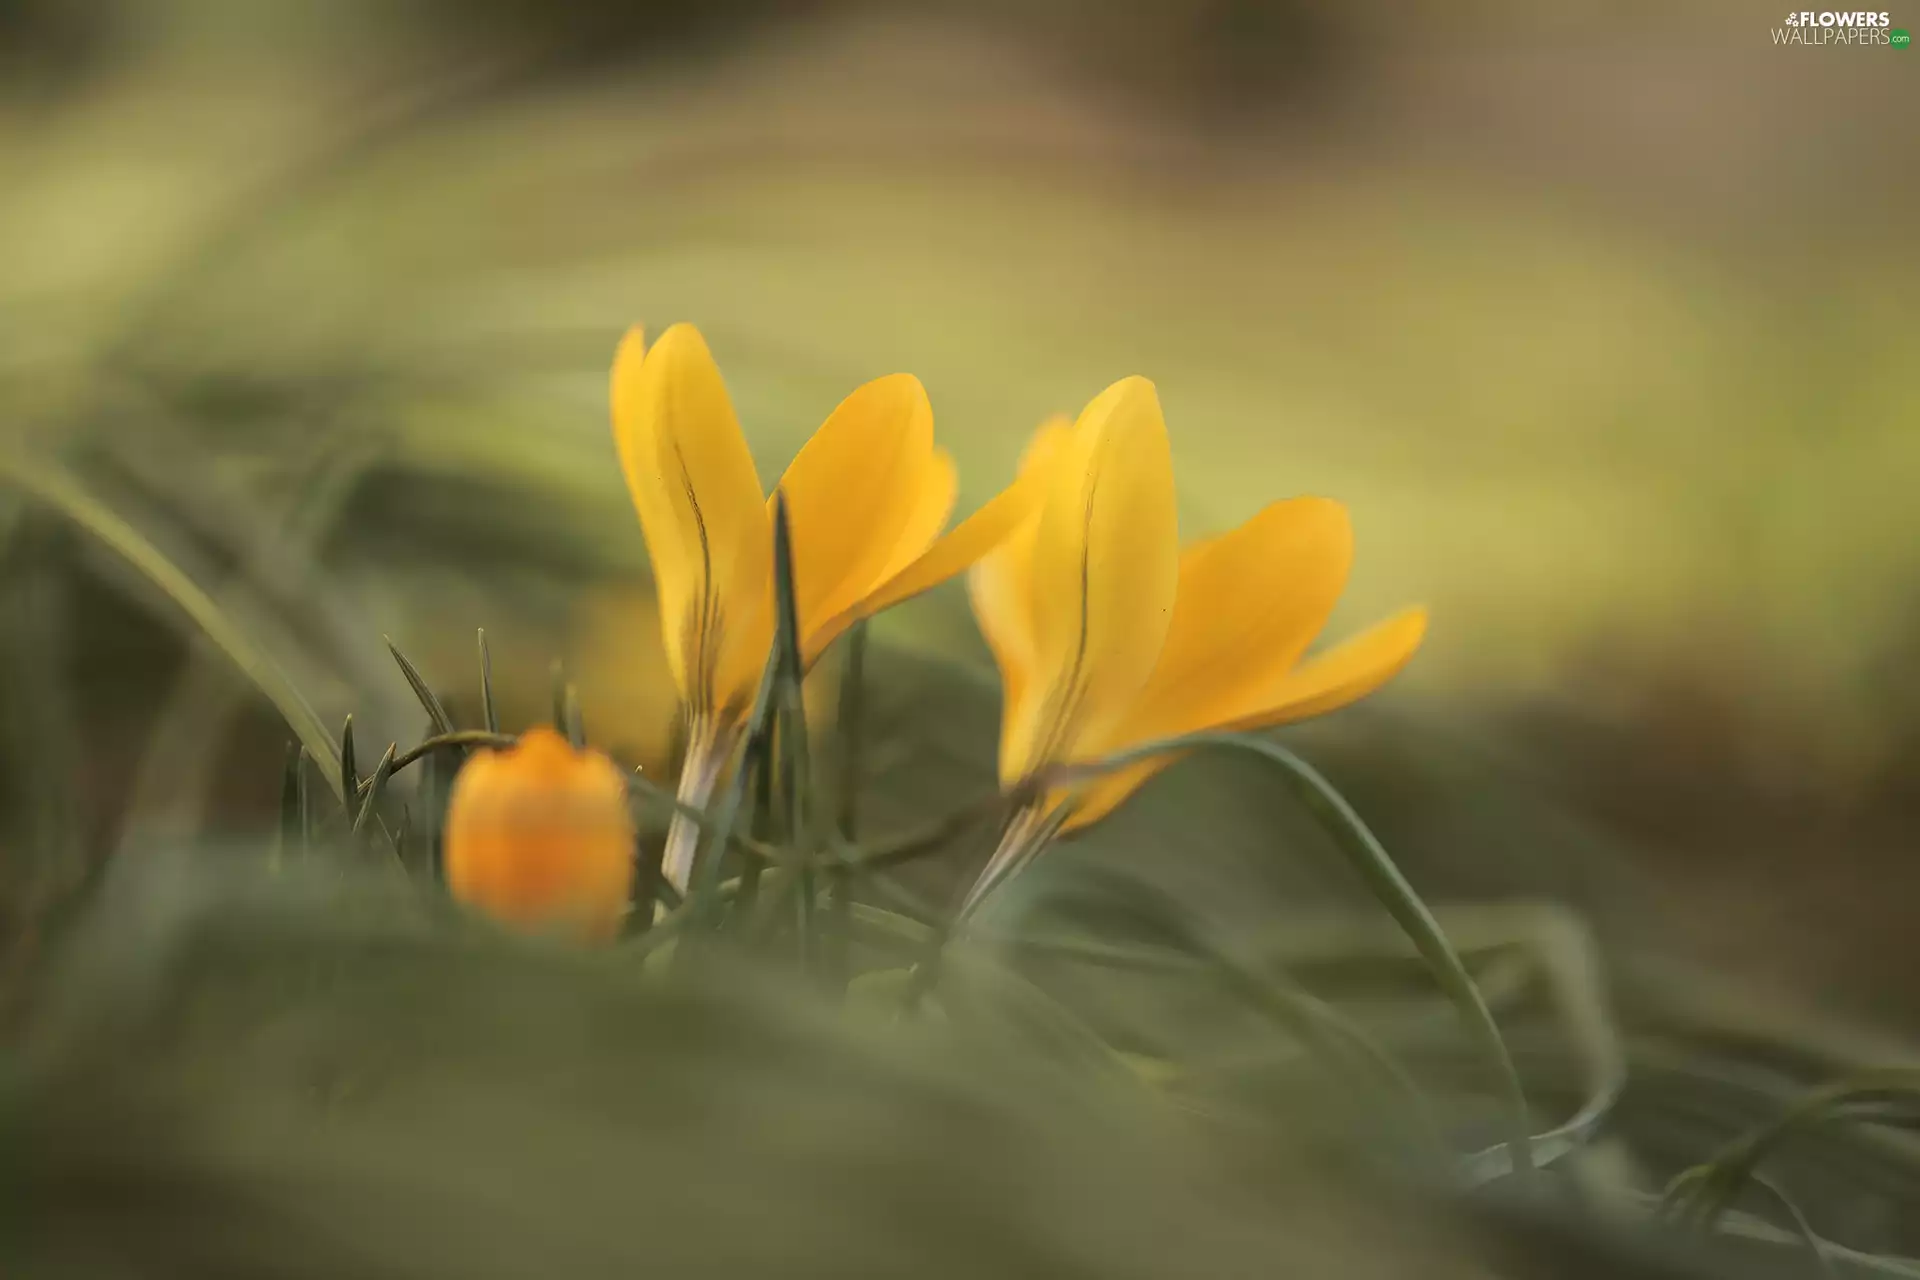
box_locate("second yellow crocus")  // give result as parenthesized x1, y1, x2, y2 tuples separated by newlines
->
(612, 323, 1039, 892)
(965, 376, 1428, 911)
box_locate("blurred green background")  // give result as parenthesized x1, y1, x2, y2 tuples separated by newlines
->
(1, 0, 1916, 1023)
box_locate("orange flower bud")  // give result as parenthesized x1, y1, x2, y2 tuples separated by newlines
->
(444, 727, 636, 943)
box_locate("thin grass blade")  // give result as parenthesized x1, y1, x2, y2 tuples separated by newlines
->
(0, 453, 343, 793)
(386, 636, 456, 736)
(340, 714, 360, 822)
(353, 743, 399, 841)
(478, 628, 499, 734)
(1051, 729, 1535, 1177)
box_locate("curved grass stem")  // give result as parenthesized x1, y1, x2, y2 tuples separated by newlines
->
(1044, 730, 1535, 1179)
(1661, 1069, 1920, 1232)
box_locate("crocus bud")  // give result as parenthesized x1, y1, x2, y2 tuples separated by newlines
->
(444, 727, 636, 943)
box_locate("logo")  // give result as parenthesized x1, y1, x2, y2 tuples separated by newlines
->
(1773, 9, 1902, 42)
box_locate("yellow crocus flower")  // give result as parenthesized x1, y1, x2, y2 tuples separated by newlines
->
(966, 376, 1428, 902)
(444, 727, 637, 944)
(611, 323, 1040, 891)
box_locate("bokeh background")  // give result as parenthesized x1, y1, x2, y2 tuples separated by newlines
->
(1, 0, 1916, 1027)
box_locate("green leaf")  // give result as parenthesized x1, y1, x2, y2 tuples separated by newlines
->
(386, 635, 456, 737)
(682, 648, 778, 940)
(478, 628, 499, 734)
(1048, 730, 1535, 1178)
(365, 731, 516, 798)
(938, 950, 1140, 1084)
(0, 452, 344, 797)
(1746, 1174, 1839, 1280)
(769, 498, 820, 973)
(353, 743, 399, 841)
(975, 867, 1442, 1161)
(340, 714, 360, 820)
(1662, 1069, 1920, 1232)
(296, 745, 314, 854)
(824, 621, 868, 995)
(563, 682, 585, 749)
(108, 427, 399, 849)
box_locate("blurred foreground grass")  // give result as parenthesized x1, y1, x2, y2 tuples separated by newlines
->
(0, 850, 1774, 1280)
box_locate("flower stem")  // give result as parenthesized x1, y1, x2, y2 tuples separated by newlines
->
(659, 725, 730, 895)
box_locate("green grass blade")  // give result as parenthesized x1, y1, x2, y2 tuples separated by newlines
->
(825, 622, 868, 993)
(563, 681, 585, 749)
(353, 744, 398, 838)
(1748, 1174, 1840, 1280)
(363, 731, 516, 799)
(683, 666, 781, 941)
(478, 628, 499, 734)
(295, 745, 314, 854)
(1051, 729, 1535, 1178)
(852, 791, 1005, 871)
(1663, 1070, 1920, 1231)
(768, 497, 817, 970)
(0, 453, 344, 796)
(109, 427, 397, 848)
(340, 714, 360, 821)
(683, 496, 805, 945)
(833, 621, 867, 842)
(386, 635, 456, 736)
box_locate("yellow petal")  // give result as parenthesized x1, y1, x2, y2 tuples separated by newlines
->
(969, 421, 1071, 785)
(1222, 606, 1429, 730)
(798, 448, 957, 663)
(1124, 497, 1353, 741)
(611, 323, 773, 723)
(1056, 498, 1349, 827)
(1057, 756, 1162, 832)
(1010, 377, 1179, 784)
(776, 374, 937, 661)
(871, 448, 959, 585)
(1062, 605, 1428, 831)
(819, 431, 1057, 657)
